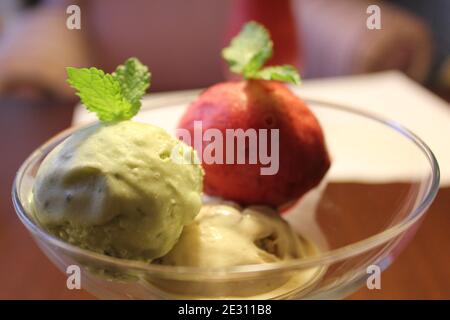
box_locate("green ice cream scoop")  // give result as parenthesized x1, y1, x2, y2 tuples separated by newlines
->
(32, 120, 203, 261)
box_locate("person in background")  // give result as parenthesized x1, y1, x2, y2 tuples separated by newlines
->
(0, 0, 446, 101)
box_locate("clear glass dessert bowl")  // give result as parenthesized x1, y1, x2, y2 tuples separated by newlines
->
(12, 94, 440, 299)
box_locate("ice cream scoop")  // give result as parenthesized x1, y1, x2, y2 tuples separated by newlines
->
(157, 203, 308, 267)
(153, 203, 321, 299)
(32, 120, 203, 261)
(177, 22, 330, 207)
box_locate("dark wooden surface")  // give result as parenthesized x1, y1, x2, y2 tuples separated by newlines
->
(0, 96, 449, 299)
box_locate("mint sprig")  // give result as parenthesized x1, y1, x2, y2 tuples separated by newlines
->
(222, 21, 301, 85)
(255, 65, 301, 84)
(67, 57, 151, 122)
(222, 21, 273, 78)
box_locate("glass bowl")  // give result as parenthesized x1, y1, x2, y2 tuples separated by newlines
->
(12, 94, 440, 299)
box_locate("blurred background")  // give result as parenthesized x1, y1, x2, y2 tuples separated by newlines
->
(0, 0, 449, 98)
(0, 0, 449, 299)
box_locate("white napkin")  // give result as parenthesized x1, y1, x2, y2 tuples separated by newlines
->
(72, 70, 449, 186)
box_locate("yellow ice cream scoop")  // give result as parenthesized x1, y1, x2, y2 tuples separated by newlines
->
(152, 203, 321, 299)
(33, 120, 203, 261)
(158, 203, 307, 267)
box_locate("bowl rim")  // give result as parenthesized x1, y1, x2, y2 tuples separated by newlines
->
(12, 97, 440, 277)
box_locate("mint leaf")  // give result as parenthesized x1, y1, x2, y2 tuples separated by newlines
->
(112, 57, 151, 116)
(66, 58, 151, 122)
(67, 67, 132, 122)
(254, 65, 301, 85)
(222, 21, 301, 85)
(222, 21, 273, 78)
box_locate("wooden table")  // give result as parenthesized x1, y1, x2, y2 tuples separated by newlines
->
(0, 96, 449, 299)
